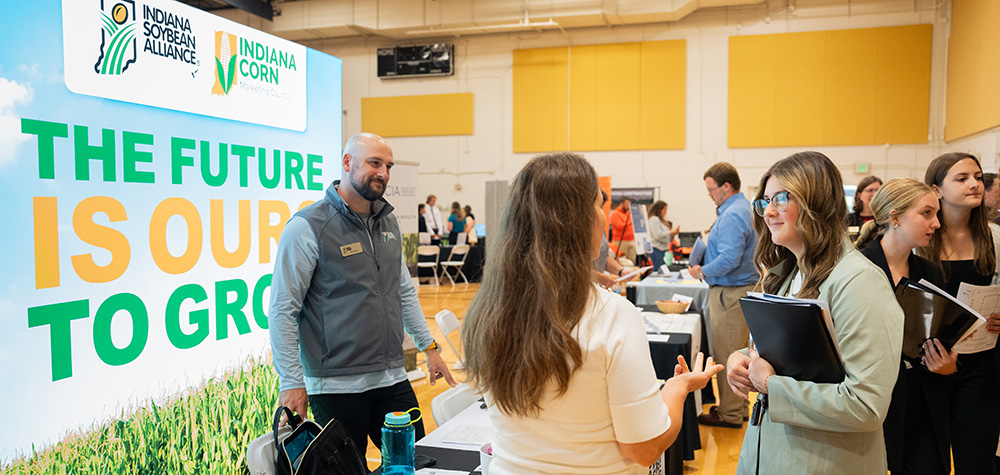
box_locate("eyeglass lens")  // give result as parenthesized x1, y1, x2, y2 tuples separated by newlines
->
(753, 192, 789, 216)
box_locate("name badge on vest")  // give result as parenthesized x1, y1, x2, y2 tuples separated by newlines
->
(340, 242, 363, 257)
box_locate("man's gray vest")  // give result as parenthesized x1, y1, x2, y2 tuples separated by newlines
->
(293, 181, 405, 377)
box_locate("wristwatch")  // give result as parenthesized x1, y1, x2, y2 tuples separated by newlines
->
(425, 341, 439, 352)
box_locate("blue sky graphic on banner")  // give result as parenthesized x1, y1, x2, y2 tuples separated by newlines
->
(0, 0, 342, 463)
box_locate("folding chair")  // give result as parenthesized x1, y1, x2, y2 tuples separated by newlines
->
(417, 245, 440, 286)
(439, 245, 470, 285)
(430, 383, 480, 426)
(434, 309, 464, 370)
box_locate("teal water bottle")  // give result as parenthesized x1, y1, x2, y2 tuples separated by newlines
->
(381, 410, 416, 475)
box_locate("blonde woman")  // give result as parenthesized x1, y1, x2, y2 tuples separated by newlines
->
(918, 152, 1000, 474)
(854, 178, 954, 474)
(462, 153, 721, 474)
(727, 151, 903, 474)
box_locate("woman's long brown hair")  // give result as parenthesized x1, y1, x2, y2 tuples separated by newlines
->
(917, 152, 995, 279)
(460, 152, 598, 417)
(751, 151, 846, 299)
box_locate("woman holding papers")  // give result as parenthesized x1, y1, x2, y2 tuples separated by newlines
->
(727, 151, 904, 474)
(854, 178, 957, 474)
(918, 152, 1000, 474)
(461, 152, 722, 474)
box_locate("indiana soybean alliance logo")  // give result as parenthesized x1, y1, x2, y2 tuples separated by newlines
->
(95, 0, 137, 75)
(95, 1, 198, 76)
(212, 31, 298, 97)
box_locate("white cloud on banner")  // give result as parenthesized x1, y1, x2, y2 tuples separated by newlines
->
(0, 76, 33, 167)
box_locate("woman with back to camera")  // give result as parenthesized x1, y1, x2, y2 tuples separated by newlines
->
(726, 151, 903, 474)
(446, 201, 464, 244)
(853, 178, 958, 474)
(461, 152, 722, 474)
(918, 152, 1000, 474)
(847, 175, 883, 228)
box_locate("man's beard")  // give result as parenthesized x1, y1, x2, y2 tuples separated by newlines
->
(351, 174, 386, 201)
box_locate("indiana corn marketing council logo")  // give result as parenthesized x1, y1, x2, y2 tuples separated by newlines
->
(94, 0, 138, 75)
(213, 31, 238, 95)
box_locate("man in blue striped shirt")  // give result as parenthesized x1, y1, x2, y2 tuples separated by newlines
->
(690, 162, 758, 429)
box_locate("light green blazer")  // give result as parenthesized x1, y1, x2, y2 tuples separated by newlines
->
(736, 240, 904, 475)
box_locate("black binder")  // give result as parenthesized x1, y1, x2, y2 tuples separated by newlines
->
(739, 295, 845, 384)
(894, 280, 982, 360)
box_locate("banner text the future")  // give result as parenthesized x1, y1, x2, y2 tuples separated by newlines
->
(21, 118, 325, 189)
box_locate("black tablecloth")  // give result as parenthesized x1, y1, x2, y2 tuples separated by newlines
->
(639, 305, 702, 467)
(417, 244, 485, 283)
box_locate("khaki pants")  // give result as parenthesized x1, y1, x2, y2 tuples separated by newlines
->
(708, 284, 754, 424)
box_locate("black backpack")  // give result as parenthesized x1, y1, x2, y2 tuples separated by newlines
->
(273, 406, 369, 475)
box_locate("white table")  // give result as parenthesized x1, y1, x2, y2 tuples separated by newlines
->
(635, 275, 712, 354)
(417, 402, 491, 450)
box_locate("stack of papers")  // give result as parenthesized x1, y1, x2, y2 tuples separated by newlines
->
(641, 313, 691, 333)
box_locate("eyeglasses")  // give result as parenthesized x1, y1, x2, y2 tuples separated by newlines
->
(752, 191, 791, 217)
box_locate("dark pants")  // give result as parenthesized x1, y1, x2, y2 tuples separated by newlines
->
(309, 380, 425, 451)
(949, 352, 1000, 475)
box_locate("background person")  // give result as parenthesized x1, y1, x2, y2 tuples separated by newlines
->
(447, 201, 465, 244)
(918, 152, 1000, 475)
(983, 172, 1000, 225)
(727, 151, 903, 474)
(268, 133, 455, 452)
(689, 162, 758, 429)
(423, 194, 443, 244)
(418, 203, 428, 233)
(464, 204, 478, 245)
(647, 200, 678, 270)
(854, 178, 954, 474)
(609, 198, 637, 263)
(462, 152, 722, 474)
(593, 190, 627, 288)
(847, 175, 882, 228)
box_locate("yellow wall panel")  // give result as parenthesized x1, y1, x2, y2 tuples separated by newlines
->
(569, 45, 598, 151)
(362, 93, 473, 138)
(825, 28, 877, 145)
(514, 40, 686, 152)
(595, 43, 642, 151)
(946, 0, 1000, 142)
(774, 31, 826, 146)
(640, 40, 686, 150)
(876, 25, 932, 144)
(729, 35, 777, 147)
(513, 47, 569, 153)
(730, 25, 931, 147)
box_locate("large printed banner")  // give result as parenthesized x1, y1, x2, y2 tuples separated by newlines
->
(0, 0, 341, 464)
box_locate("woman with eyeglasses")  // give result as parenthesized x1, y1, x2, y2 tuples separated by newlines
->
(847, 176, 883, 228)
(462, 152, 722, 474)
(916, 152, 1000, 475)
(726, 151, 903, 474)
(853, 178, 956, 474)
